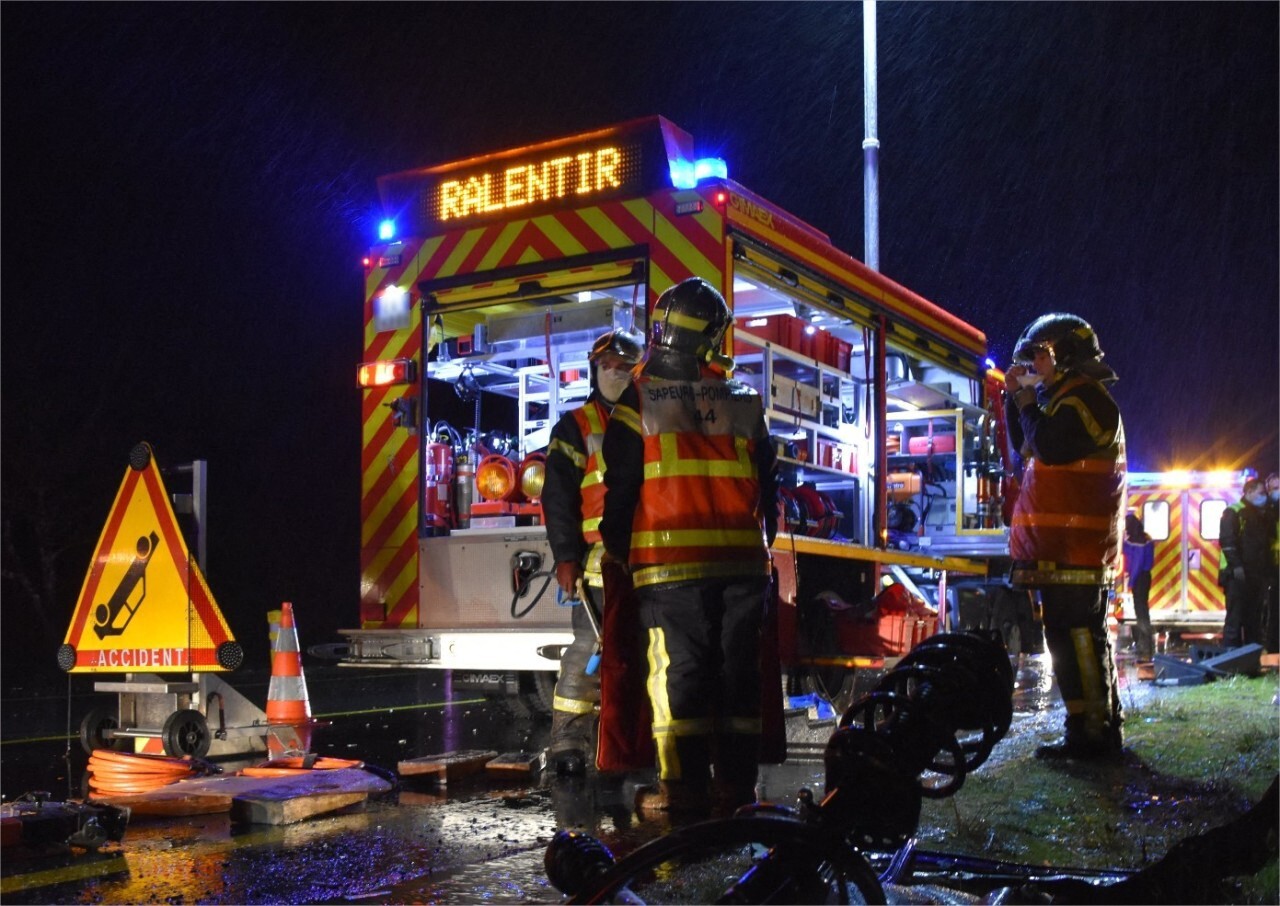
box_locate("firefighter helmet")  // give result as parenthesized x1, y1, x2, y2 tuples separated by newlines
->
(650, 278, 732, 361)
(588, 329, 644, 366)
(1013, 312, 1116, 384)
(1013, 313, 1105, 367)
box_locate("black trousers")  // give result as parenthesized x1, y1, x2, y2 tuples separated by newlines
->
(1223, 574, 1267, 648)
(1130, 571, 1153, 660)
(1039, 584, 1123, 744)
(635, 576, 768, 789)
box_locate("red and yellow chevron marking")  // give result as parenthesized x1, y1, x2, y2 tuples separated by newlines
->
(1146, 490, 1183, 612)
(359, 192, 725, 628)
(1184, 491, 1225, 613)
(1141, 489, 1227, 616)
(360, 241, 423, 628)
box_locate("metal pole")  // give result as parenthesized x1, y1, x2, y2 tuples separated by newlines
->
(863, 0, 880, 272)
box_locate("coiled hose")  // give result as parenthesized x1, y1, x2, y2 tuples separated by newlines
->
(238, 756, 363, 778)
(86, 749, 213, 798)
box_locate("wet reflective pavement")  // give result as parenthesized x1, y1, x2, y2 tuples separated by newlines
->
(0, 649, 1263, 904)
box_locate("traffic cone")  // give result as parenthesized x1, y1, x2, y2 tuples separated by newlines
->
(264, 602, 314, 759)
(267, 601, 310, 723)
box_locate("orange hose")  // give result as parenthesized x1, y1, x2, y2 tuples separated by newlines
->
(240, 756, 362, 777)
(86, 748, 203, 798)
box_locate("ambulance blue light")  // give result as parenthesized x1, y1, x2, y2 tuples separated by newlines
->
(669, 157, 729, 189)
(378, 219, 396, 241)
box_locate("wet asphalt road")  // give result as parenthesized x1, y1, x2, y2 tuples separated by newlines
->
(0, 650, 1199, 904)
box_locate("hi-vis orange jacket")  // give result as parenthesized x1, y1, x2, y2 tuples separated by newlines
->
(1008, 373, 1126, 586)
(602, 371, 775, 590)
(543, 398, 611, 588)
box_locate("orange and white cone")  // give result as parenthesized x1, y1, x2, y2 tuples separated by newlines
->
(265, 601, 313, 756)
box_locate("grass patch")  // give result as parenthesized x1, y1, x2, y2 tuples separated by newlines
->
(916, 671, 1278, 902)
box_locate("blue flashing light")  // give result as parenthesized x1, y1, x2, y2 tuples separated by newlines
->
(378, 219, 396, 241)
(984, 357, 997, 370)
(693, 157, 728, 181)
(669, 156, 730, 190)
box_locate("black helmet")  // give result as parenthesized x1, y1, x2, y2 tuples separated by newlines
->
(588, 329, 644, 366)
(1013, 312, 1116, 384)
(650, 278, 732, 361)
(1013, 313, 1104, 367)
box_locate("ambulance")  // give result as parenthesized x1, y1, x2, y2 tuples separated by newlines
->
(340, 117, 1015, 704)
(1120, 469, 1249, 636)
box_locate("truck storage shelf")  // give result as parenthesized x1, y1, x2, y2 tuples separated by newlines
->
(777, 455, 857, 482)
(887, 380, 984, 416)
(764, 408, 853, 443)
(734, 337, 859, 383)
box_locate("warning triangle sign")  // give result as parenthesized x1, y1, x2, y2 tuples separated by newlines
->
(60, 445, 239, 674)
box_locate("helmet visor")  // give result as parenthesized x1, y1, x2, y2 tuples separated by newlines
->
(1013, 340, 1053, 364)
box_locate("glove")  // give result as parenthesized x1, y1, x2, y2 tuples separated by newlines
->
(1233, 566, 1246, 583)
(601, 549, 631, 576)
(556, 561, 583, 598)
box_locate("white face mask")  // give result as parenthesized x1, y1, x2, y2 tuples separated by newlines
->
(597, 367, 632, 403)
(1015, 372, 1042, 389)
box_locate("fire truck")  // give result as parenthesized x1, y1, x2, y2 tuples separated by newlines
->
(340, 117, 1014, 705)
(1118, 469, 1248, 637)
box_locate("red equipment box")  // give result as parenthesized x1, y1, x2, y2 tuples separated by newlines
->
(737, 314, 816, 358)
(836, 612, 938, 657)
(907, 434, 957, 455)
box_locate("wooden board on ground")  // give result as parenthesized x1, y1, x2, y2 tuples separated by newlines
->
(92, 767, 392, 820)
(485, 752, 541, 775)
(232, 790, 367, 826)
(398, 749, 498, 784)
(1261, 653, 1279, 672)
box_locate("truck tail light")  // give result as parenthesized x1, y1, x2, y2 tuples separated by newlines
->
(357, 358, 417, 388)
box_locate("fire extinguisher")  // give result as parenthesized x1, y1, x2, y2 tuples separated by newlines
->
(454, 450, 475, 530)
(423, 438, 454, 536)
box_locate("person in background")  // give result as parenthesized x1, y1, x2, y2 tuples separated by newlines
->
(1004, 313, 1126, 760)
(1122, 512, 1155, 663)
(541, 329, 644, 775)
(1265, 473, 1279, 653)
(600, 277, 778, 817)
(1218, 476, 1272, 650)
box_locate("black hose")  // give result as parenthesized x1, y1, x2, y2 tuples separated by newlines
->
(511, 570, 555, 619)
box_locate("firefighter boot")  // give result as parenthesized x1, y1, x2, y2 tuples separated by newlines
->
(636, 735, 711, 818)
(1036, 715, 1124, 761)
(547, 707, 594, 775)
(712, 733, 760, 816)
(634, 780, 712, 817)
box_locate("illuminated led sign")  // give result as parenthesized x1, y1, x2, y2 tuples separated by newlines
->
(434, 144, 638, 222)
(377, 118, 697, 234)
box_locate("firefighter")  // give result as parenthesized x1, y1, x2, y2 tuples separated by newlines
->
(542, 329, 644, 775)
(599, 277, 779, 816)
(1266, 472, 1279, 653)
(1004, 313, 1126, 760)
(1218, 476, 1273, 649)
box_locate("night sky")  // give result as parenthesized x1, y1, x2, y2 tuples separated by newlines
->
(3, 3, 1276, 676)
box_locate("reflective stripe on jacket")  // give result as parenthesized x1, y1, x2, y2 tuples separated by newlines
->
(618, 374, 771, 588)
(1010, 374, 1126, 585)
(572, 401, 608, 583)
